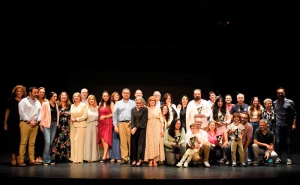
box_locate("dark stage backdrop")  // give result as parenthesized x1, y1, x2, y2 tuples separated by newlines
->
(0, 71, 299, 154)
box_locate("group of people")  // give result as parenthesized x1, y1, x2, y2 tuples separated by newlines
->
(3, 85, 297, 168)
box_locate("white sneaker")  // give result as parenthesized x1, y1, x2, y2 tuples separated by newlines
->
(275, 158, 281, 164)
(204, 161, 210, 167)
(176, 162, 182, 167)
(232, 162, 237, 167)
(286, 158, 292, 165)
(183, 162, 188, 168)
(240, 163, 246, 167)
(225, 161, 230, 165)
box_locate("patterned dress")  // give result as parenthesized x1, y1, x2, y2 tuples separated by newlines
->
(262, 109, 276, 133)
(144, 107, 165, 162)
(51, 107, 71, 162)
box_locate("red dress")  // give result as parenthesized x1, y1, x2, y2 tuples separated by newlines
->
(98, 107, 113, 147)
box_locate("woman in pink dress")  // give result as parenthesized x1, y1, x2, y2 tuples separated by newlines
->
(98, 90, 114, 162)
(144, 96, 164, 166)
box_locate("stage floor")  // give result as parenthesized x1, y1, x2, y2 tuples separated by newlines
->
(1, 151, 300, 183)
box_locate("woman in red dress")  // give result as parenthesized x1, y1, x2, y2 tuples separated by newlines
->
(98, 90, 114, 162)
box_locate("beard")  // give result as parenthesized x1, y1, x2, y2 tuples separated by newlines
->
(195, 96, 200, 101)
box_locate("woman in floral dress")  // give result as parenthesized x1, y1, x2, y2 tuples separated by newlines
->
(52, 92, 72, 162)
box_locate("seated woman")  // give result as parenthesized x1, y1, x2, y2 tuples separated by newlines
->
(163, 118, 186, 166)
(206, 121, 228, 164)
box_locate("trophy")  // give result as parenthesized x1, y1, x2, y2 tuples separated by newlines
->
(175, 135, 181, 147)
(216, 135, 222, 145)
(218, 114, 225, 123)
(234, 128, 240, 141)
(197, 107, 202, 115)
(238, 106, 244, 113)
(190, 136, 197, 148)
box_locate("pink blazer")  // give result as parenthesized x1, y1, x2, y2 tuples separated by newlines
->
(40, 101, 59, 128)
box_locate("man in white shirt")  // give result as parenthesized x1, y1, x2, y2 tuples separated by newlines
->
(80, 88, 89, 104)
(186, 89, 211, 131)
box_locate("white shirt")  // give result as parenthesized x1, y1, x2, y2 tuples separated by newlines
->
(186, 99, 211, 131)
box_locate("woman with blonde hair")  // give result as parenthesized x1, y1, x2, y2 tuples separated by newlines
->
(83, 94, 100, 162)
(70, 92, 88, 164)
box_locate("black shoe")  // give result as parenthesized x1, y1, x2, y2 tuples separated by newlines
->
(120, 159, 128, 164)
(131, 161, 136, 167)
(99, 158, 107, 163)
(135, 162, 142, 167)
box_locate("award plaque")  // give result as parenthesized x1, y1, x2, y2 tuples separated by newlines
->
(234, 128, 240, 141)
(218, 114, 225, 123)
(238, 106, 244, 113)
(190, 136, 197, 148)
(197, 107, 202, 115)
(175, 135, 181, 145)
(216, 135, 222, 145)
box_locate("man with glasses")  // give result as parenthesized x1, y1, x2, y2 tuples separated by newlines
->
(80, 88, 89, 104)
(273, 87, 297, 165)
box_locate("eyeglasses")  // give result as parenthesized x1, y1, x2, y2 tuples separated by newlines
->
(241, 117, 248, 119)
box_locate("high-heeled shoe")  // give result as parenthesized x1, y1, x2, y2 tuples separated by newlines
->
(99, 158, 107, 163)
(131, 161, 136, 167)
(135, 161, 142, 167)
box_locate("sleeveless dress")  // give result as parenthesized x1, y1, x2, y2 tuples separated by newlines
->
(98, 106, 113, 147)
(51, 106, 71, 162)
(144, 107, 165, 162)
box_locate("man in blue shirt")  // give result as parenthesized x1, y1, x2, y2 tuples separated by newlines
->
(113, 88, 136, 164)
(273, 87, 297, 165)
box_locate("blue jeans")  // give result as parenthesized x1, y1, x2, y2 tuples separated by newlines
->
(276, 125, 292, 159)
(43, 120, 57, 163)
(248, 121, 260, 160)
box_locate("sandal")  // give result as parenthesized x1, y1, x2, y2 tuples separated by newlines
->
(153, 160, 158, 166)
(18, 162, 26, 167)
(131, 161, 136, 167)
(11, 160, 17, 166)
(110, 159, 116, 163)
(148, 160, 153, 167)
(100, 158, 107, 163)
(135, 160, 142, 167)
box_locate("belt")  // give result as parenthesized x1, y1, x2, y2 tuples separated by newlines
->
(119, 120, 130, 122)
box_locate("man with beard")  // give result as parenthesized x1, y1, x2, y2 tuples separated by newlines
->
(186, 89, 211, 131)
(273, 87, 297, 165)
(18, 87, 41, 167)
